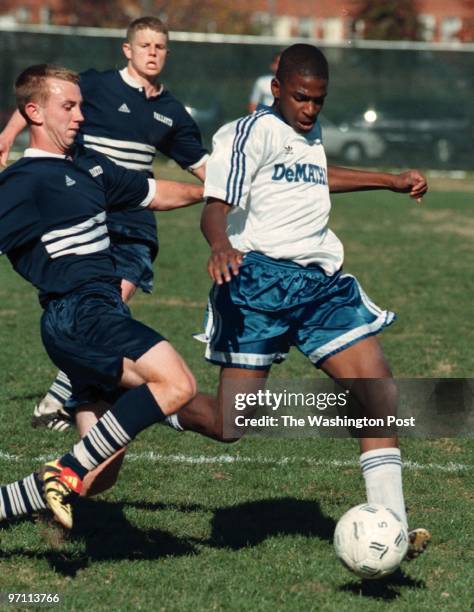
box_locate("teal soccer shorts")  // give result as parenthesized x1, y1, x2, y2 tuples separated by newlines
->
(203, 251, 395, 370)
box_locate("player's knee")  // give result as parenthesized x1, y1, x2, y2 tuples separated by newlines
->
(170, 371, 197, 409)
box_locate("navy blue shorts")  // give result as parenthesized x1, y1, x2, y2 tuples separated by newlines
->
(110, 239, 155, 294)
(203, 251, 395, 370)
(41, 283, 164, 402)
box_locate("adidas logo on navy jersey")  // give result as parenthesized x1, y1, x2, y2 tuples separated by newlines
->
(153, 112, 173, 127)
(65, 175, 76, 187)
(118, 103, 131, 113)
(272, 163, 328, 185)
(89, 165, 104, 178)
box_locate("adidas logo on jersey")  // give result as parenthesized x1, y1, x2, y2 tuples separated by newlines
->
(65, 175, 76, 187)
(118, 103, 131, 113)
(89, 165, 104, 178)
(153, 112, 173, 127)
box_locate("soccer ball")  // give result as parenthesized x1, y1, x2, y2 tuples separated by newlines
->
(334, 503, 408, 579)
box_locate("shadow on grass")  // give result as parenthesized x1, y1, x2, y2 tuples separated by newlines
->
(0, 498, 197, 578)
(339, 568, 426, 601)
(209, 497, 336, 549)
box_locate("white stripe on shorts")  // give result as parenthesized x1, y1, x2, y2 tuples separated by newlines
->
(205, 346, 287, 368)
(307, 311, 390, 364)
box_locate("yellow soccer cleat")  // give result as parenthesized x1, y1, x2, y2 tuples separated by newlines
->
(40, 460, 83, 529)
(406, 527, 432, 560)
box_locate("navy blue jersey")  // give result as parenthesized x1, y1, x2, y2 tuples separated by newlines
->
(77, 68, 208, 255)
(0, 146, 151, 304)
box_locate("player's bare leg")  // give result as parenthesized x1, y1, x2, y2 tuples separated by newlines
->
(41, 340, 197, 528)
(75, 402, 126, 497)
(321, 336, 430, 559)
(120, 278, 138, 303)
(177, 367, 270, 441)
(321, 336, 398, 453)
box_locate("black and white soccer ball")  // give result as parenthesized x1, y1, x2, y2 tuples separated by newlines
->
(334, 503, 408, 579)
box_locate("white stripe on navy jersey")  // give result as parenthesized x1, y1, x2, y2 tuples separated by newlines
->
(82, 134, 156, 154)
(83, 144, 153, 164)
(42, 211, 106, 241)
(41, 211, 110, 259)
(85, 148, 153, 172)
(44, 224, 108, 256)
(49, 236, 111, 259)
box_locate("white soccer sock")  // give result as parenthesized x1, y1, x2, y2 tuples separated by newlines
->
(360, 447, 408, 528)
(165, 413, 184, 432)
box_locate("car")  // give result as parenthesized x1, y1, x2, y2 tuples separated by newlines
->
(319, 114, 386, 164)
(351, 103, 473, 167)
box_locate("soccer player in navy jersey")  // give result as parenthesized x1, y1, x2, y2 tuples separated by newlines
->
(0, 64, 203, 529)
(166, 44, 431, 560)
(0, 16, 208, 431)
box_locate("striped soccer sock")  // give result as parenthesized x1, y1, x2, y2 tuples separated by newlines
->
(59, 384, 166, 478)
(0, 473, 46, 520)
(47, 370, 73, 406)
(360, 447, 408, 528)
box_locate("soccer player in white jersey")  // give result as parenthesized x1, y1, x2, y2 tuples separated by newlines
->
(170, 44, 431, 559)
(0, 16, 208, 432)
(248, 51, 280, 113)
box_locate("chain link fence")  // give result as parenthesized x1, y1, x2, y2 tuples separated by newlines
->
(1, 26, 472, 168)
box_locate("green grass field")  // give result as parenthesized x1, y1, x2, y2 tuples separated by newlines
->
(0, 165, 472, 611)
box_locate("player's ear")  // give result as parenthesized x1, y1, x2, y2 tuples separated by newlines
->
(122, 42, 132, 60)
(24, 101, 43, 125)
(271, 77, 280, 100)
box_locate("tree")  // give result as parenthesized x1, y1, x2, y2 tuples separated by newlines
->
(351, 0, 423, 41)
(59, 0, 140, 27)
(53, 0, 262, 34)
(151, 0, 263, 35)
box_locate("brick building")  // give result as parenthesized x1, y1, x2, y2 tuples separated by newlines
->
(0, 0, 473, 42)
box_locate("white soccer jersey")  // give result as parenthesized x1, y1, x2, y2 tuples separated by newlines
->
(204, 107, 344, 273)
(249, 75, 274, 107)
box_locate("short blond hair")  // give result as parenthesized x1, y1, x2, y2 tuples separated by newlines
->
(126, 16, 168, 42)
(15, 64, 79, 122)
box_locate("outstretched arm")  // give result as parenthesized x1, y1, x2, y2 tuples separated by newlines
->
(0, 110, 28, 166)
(201, 198, 244, 284)
(328, 166, 428, 202)
(149, 179, 204, 211)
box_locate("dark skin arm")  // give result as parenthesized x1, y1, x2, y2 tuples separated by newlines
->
(328, 166, 428, 202)
(202, 168, 428, 284)
(200, 198, 244, 285)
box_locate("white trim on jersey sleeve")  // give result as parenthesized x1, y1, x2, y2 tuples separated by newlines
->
(187, 153, 209, 171)
(204, 111, 268, 207)
(139, 179, 157, 208)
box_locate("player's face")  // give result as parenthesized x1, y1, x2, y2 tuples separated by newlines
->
(272, 73, 328, 134)
(123, 29, 169, 79)
(36, 78, 83, 153)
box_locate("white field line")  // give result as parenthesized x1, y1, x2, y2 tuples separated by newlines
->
(0, 450, 470, 473)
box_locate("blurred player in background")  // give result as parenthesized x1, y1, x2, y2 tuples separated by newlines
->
(170, 43, 431, 560)
(0, 64, 203, 529)
(0, 16, 208, 432)
(248, 51, 280, 113)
